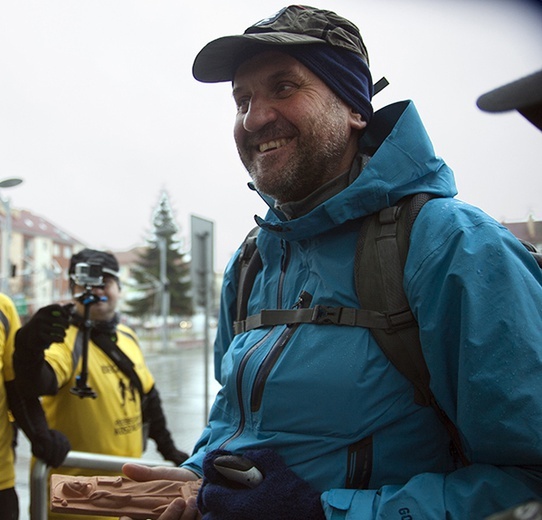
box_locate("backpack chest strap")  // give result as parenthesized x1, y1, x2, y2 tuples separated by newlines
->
(233, 305, 415, 335)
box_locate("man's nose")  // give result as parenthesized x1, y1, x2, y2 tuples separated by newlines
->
(242, 96, 278, 133)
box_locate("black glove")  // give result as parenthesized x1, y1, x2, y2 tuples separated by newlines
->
(6, 387, 71, 468)
(31, 428, 71, 468)
(164, 448, 190, 466)
(15, 303, 73, 357)
(197, 449, 326, 520)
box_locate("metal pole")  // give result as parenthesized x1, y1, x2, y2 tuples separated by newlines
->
(159, 235, 169, 351)
(204, 276, 210, 424)
(196, 231, 210, 424)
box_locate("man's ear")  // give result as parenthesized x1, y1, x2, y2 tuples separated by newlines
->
(349, 109, 367, 131)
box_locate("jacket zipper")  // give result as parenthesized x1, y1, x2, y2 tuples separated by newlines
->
(220, 240, 290, 448)
(250, 290, 313, 412)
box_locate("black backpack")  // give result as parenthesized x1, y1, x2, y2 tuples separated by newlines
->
(232, 193, 542, 468)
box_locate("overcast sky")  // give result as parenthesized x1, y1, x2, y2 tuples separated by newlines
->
(1, 0, 541, 272)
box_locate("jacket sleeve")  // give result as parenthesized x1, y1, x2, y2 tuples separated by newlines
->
(6, 379, 51, 443)
(322, 202, 542, 519)
(5, 379, 71, 467)
(12, 341, 58, 397)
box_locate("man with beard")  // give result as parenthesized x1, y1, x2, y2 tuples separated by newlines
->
(119, 6, 542, 520)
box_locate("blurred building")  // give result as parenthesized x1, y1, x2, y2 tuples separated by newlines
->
(2, 207, 86, 318)
(1, 207, 154, 320)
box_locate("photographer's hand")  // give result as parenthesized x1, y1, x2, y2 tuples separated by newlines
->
(14, 304, 73, 398)
(15, 303, 73, 355)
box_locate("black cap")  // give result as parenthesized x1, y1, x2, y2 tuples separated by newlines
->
(69, 248, 120, 278)
(193, 5, 369, 83)
(476, 69, 542, 131)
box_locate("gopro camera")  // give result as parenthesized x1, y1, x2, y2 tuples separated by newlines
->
(73, 262, 104, 287)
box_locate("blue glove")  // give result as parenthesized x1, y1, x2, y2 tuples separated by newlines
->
(197, 449, 325, 520)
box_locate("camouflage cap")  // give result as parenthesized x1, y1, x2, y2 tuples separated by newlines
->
(193, 5, 370, 83)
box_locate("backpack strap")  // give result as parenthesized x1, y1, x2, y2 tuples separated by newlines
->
(92, 330, 144, 399)
(233, 226, 416, 334)
(71, 328, 144, 399)
(0, 309, 10, 338)
(236, 226, 263, 325)
(234, 304, 413, 334)
(355, 193, 469, 467)
(355, 193, 435, 407)
(232, 204, 427, 337)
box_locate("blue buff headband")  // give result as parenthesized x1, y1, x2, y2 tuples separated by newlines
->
(285, 44, 374, 123)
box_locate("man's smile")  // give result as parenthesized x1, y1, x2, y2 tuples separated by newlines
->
(258, 137, 292, 153)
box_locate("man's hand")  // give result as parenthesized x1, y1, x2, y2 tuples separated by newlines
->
(197, 448, 325, 520)
(119, 464, 201, 520)
(16, 303, 73, 352)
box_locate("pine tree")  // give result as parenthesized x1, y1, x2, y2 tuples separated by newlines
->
(126, 192, 193, 319)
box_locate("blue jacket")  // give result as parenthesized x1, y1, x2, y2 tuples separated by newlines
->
(184, 100, 542, 518)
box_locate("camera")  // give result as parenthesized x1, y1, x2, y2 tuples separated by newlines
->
(73, 262, 104, 287)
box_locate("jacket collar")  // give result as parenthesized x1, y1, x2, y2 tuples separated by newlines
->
(253, 100, 457, 241)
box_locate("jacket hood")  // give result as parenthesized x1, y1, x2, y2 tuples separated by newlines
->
(254, 100, 458, 241)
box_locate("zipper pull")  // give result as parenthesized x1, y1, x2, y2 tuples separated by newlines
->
(296, 291, 313, 309)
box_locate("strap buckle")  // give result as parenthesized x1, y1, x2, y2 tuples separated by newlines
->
(384, 309, 415, 331)
(311, 305, 336, 324)
(310, 306, 356, 326)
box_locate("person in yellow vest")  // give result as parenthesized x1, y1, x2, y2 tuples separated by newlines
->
(13, 249, 188, 520)
(0, 293, 23, 520)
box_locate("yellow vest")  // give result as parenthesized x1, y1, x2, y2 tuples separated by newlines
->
(0, 293, 21, 491)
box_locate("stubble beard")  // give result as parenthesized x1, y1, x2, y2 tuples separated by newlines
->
(238, 96, 352, 204)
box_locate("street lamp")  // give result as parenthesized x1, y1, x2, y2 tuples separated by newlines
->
(0, 177, 23, 294)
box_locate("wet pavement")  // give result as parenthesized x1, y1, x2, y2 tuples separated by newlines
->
(14, 337, 219, 518)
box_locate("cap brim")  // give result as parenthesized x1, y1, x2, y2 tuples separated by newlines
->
(193, 33, 325, 83)
(102, 268, 120, 278)
(476, 69, 542, 113)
